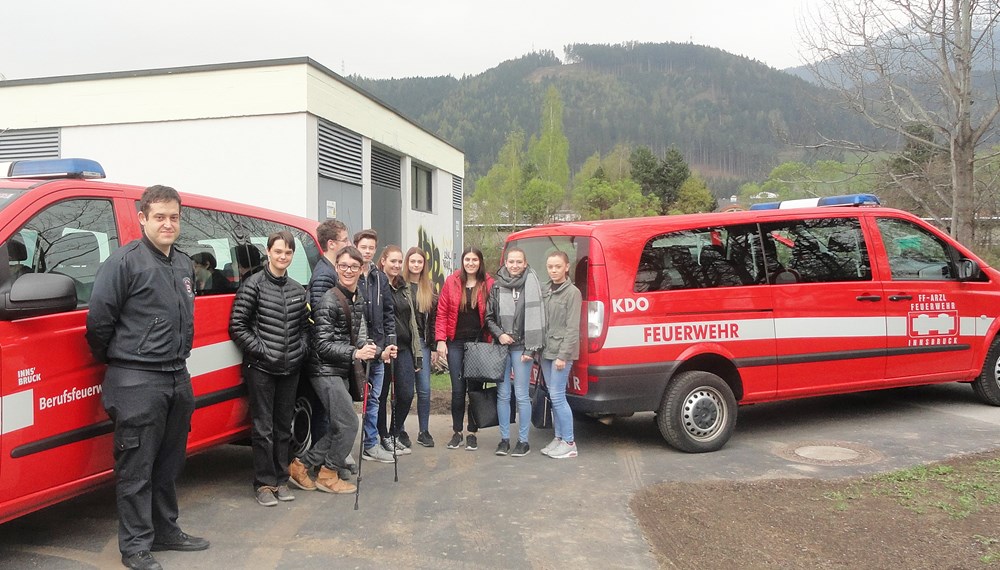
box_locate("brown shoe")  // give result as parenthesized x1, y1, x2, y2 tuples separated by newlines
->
(316, 467, 357, 494)
(288, 458, 316, 491)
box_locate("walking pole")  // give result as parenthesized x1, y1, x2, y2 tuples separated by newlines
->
(386, 333, 399, 483)
(354, 343, 373, 511)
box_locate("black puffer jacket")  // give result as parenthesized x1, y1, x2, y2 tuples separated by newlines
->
(229, 266, 309, 375)
(312, 284, 367, 378)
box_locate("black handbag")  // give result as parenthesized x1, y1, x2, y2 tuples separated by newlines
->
(468, 386, 500, 429)
(463, 340, 508, 384)
(531, 372, 553, 429)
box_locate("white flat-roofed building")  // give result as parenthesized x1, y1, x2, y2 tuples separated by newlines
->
(0, 57, 464, 279)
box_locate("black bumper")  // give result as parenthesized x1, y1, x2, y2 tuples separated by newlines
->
(566, 361, 678, 414)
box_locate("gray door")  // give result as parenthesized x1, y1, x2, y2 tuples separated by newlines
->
(318, 177, 363, 237)
(371, 183, 401, 248)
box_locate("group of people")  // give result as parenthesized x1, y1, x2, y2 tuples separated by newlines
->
(85, 185, 582, 570)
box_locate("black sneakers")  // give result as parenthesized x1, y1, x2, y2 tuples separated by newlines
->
(417, 431, 435, 447)
(495, 439, 510, 456)
(122, 551, 162, 570)
(150, 531, 210, 552)
(465, 434, 478, 450)
(510, 441, 530, 457)
(447, 432, 463, 449)
(398, 430, 412, 448)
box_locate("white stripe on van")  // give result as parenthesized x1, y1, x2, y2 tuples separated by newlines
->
(0, 340, 242, 435)
(603, 315, 994, 350)
(1, 388, 34, 434)
(187, 340, 243, 377)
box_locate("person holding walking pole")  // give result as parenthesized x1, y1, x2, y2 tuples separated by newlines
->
(289, 246, 374, 495)
(377, 246, 421, 456)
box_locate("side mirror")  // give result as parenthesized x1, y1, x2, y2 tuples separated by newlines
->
(957, 258, 982, 281)
(0, 273, 78, 320)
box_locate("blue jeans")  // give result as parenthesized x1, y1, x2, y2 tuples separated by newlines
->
(497, 348, 533, 442)
(542, 358, 575, 442)
(416, 344, 432, 432)
(362, 360, 385, 448)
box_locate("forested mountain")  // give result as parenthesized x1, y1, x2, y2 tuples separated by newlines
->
(352, 42, 877, 193)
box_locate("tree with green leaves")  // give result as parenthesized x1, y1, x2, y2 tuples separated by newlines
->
(671, 174, 717, 214)
(572, 176, 658, 220)
(528, 85, 571, 189)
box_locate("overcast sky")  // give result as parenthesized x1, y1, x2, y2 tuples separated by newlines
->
(1, 0, 821, 80)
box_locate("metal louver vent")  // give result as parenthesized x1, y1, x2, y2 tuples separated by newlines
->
(318, 120, 362, 184)
(0, 128, 60, 161)
(371, 148, 401, 189)
(452, 176, 463, 209)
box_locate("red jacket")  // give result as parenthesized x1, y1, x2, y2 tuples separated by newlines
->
(435, 270, 494, 342)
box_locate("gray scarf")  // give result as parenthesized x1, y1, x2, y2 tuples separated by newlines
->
(495, 266, 545, 351)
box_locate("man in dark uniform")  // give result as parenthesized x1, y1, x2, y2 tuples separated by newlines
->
(86, 185, 209, 570)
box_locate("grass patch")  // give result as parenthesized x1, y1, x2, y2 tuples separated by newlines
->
(829, 458, 1000, 520)
(430, 372, 450, 391)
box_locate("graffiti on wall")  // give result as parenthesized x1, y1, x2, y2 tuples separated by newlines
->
(417, 225, 452, 291)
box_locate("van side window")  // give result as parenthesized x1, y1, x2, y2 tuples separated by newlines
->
(761, 218, 871, 284)
(635, 225, 758, 291)
(169, 206, 320, 294)
(876, 217, 958, 281)
(0, 199, 119, 306)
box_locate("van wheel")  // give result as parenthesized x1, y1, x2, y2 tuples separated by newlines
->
(972, 338, 1000, 406)
(290, 396, 313, 455)
(657, 371, 737, 453)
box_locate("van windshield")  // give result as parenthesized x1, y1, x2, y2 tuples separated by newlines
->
(505, 235, 590, 297)
(0, 188, 26, 211)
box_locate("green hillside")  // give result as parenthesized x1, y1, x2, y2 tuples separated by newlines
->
(352, 42, 877, 194)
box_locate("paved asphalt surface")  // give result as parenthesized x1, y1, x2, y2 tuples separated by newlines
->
(1, 382, 999, 569)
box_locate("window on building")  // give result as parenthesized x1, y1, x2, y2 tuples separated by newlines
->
(412, 165, 432, 212)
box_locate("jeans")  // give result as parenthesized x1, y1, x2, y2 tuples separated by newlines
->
(416, 344, 432, 433)
(447, 340, 480, 433)
(497, 348, 533, 442)
(362, 360, 385, 448)
(542, 358, 575, 443)
(244, 366, 298, 488)
(378, 347, 416, 438)
(301, 375, 358, 471)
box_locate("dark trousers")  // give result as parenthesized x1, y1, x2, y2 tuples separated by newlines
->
(301, 375, 358, 471)
(244, 366, 298, 489)
(377, 347, 416, 439)
(447, 340, 481, 433)
(101, 366, 195, 557)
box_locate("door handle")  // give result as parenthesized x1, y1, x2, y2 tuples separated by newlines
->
(888, 295, 913, 302)
(856, 295, 881, 302)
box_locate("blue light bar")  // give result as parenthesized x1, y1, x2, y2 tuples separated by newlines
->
(6, 158, 106, 180)
(750, 193, 880, 210)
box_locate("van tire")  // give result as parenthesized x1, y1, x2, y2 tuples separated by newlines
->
(657, 371, 737, 453)
(290, 395, 313, 456)
(972, 338, 1000, 406)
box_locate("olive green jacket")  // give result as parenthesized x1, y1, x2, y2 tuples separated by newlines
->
(541, 279, 582, 361)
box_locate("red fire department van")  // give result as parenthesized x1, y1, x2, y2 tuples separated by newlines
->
(0, 158, 321, 523)
(506, 194, 1000, 452)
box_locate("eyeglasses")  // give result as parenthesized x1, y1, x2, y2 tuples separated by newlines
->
(337, 263, 362, 273)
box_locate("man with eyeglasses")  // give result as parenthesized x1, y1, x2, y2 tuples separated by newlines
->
(353, 229, 398, 463)
(304, 220, 351, 456)
(290, 245, 376, 494)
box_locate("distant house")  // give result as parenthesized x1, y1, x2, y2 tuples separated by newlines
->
(0, 57, 464, 277)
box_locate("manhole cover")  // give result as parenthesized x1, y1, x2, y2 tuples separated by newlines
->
(775, 441, 882, 466)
